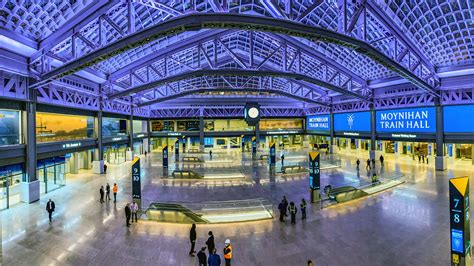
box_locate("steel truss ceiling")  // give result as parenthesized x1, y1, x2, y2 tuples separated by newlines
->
(1, 0, 472, 115)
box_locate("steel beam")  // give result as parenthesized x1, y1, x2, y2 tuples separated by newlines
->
(32, 13, 437, 96)
(107, 69, 367, 100)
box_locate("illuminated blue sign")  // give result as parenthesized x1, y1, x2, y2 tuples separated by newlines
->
(307, 115, 330, 131)
(334, 112, 371, 132)
(444, 105, 474, 133)
(376, 107, 436, 133)
(451, 229, 464, 253)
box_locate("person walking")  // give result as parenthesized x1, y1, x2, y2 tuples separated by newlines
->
(283, 196, 288, 217)
(209, 150, 213, 159)
(372, 173, 378, 186)
(103, 163, 107, 174)
(379, 155, 384, 165)
(124, 203, 131, 227)
(197, 247, 207, 266)
(99, 186, 105, 203)
(189, 224, 197, 256)
(206, 231, 215, 256)
(356, 159, 360, 170)
(371, 158, 376, 168)
(366, 158, 371, 170)
(131, 201, 138, 223)
(208, 249, 221, 266)
(46, 199, 55, 222)
(223, 239, 233, 266)
(308, 260, 313, 266)
(113, 183, 118, 202)
(288, 201, 297, 224)
(300, 198, 307, 220)
(105, 183, 111, 201)
(280, 153, 285, 166)
(278, 199, 285, 222)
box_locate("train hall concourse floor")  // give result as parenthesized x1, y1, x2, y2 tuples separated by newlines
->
(0, 1, 473, 265)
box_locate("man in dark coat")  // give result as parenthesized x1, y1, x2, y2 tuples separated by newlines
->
(278, 200, 285, 222)
(205, 231, 215, 256)
(124, 203, 131, 227)
(46, 199, 55, 222)
(99, 186, 105, 203)
(189, 224, 197, 256)
(283, 196, 288, 217)
(208, 249, 221, 266)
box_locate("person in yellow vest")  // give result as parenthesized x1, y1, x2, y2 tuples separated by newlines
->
(223, 239, 232, 266)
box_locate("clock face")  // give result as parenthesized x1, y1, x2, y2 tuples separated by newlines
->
(248, 107, 259, 119)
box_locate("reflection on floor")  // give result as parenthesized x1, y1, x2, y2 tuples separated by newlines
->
(2, 148, 473, 265)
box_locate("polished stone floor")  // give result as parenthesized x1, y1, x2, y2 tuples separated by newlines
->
(2, 148, 473, 265)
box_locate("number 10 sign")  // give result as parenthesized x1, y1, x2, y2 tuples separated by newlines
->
(449, 176, 471, 266)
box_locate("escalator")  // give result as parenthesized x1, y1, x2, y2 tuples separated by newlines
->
(145, 203, 209, 223)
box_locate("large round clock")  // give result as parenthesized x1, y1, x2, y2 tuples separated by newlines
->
(248, 107, 259, 118)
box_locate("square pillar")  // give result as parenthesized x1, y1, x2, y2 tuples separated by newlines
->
(93, 109, 104, 174)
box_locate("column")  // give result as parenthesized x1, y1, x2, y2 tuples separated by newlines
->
(199, 115, 204, 152)
(369, 107, 378, 160)
(126, 110, 134, 161)
(255, 122, 260, 150)
(471, 145, 474, 165)
(435, 103, 447, 170)
(93, 109, 104, 174)
(146, 118, 151, 153)
(330, 111, 337, 154)
(21, 86, 40, 203)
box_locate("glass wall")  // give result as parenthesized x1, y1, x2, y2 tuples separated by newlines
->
(37, 157, 66, 194)
(0, 109, 21, 146)
(104, 144, 127, 164)
(259, 119, 303, 130)
(133, 120, 147, 134)
(0, 164, 24, 209)
(36, 112, 94, 142)
(204, 119, 253, 132)
(103, 117, 128, 136)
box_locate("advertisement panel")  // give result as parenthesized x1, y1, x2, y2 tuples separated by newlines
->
(306, 115, 330, 131)
(334, 111, 371, 132)
(0, 109, 20, 145)
(444, 105, 474, 133)
(376, 107, 436, 133)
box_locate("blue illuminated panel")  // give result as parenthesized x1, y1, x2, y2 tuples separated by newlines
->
(307, 115, 330, 131)
(334, 112, 371, 132)
(451, 229, 464, 253)
(444, 105, 474, 133)
(376, 107, 436, 133)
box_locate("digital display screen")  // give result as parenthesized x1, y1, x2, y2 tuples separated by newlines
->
(334, 111, 371, 132)
(444, 105, 474, 133)
(376, 107, 436, 133)
(307, 115, 330, 131)
(451, 229, 464, 253)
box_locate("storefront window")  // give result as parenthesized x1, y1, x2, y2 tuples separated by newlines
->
(0, 109, 21, 146)
(151, 121, 175, 132)
(133, 120, 147, 133)
(37, 157, 66, 194)
(36, 113, 94, 142)
(0, 163, 24, 209)
(103, 117, 128, 136)
(259, 119, 303, 130)
(177, 120, 199, 131)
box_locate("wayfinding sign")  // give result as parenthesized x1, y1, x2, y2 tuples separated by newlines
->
(132, 157, 141, 208)
(162, 144, 169, 168)
(449, 176, 471, 266)
(309, 151, 320, 203)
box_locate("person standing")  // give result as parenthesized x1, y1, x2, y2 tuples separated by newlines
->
(278, 200, 285, 222)
(288, 201, 297, 224)
(209, 150, 213, 159)
(206, 231, 215, 256)
(113, 183, 118, 202)
(208, 249, 221, 266)
(131, 201, 138, 223)
(379, 155, 384, 165)
(46, 199, 55, 222)
(124, 203, 131, 227)
(280, 153, 285, 166)
(197, 247, 207, 266)
(366, 158, 371, 170)
(356, 159, 360, 170)
(103, 163, 107, 174)
(282, 196, 288, 217)
(300, 198, 307, 220)
(105, 183, 111, 201)
(99, 186, 105, 204)
(223, 239, 233, 266)
(189, 224, 197, 256)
